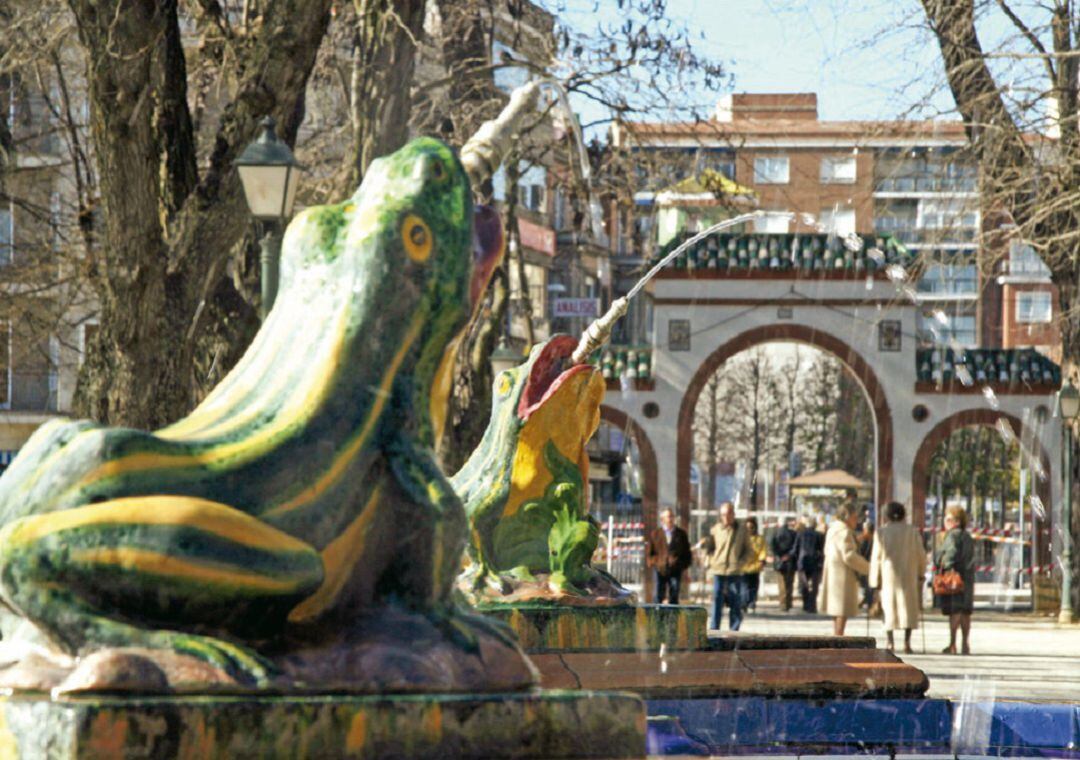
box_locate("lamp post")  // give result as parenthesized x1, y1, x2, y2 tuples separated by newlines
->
(490, 336, 521, 376)
(236, 117, 302, 319)
(1056, 380, 1080, 624)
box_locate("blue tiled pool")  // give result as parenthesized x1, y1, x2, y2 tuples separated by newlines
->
(647, 697, 1080, 757)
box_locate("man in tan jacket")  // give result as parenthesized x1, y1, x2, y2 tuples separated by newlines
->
(702, 502, 754, 630)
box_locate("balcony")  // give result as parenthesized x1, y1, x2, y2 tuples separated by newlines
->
(915, 347, 1060, 393)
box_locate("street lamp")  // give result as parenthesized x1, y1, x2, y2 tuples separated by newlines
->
(236, 117, 302, 319)
(1056, 380, 1080, 623)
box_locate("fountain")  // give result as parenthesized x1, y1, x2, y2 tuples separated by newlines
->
(0, 99, 644, 757)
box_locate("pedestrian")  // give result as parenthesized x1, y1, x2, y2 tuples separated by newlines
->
(770, 516, 798, 611)
(820, 503, 870, 636)
(646, 507, 692, 605)
(703, 501, 753, 631)
(741, 517, 767, 613)
(934, 505, 975, 655)
(869, 501, 925, 653)
(794, 515, 824, 612)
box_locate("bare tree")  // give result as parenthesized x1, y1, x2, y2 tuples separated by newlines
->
(917, 0, 1080, 608)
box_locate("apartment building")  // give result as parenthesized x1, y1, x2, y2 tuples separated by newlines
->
(609, 92, 1059, 356)
(0, 67, 94, 468)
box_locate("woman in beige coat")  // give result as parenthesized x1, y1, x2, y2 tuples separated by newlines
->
(870, 501, 926, 653)
(820, 503, 870, 635)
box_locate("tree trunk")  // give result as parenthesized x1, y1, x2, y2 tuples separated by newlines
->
(347, 0, 427, 188)
(68, 0, 334, 428)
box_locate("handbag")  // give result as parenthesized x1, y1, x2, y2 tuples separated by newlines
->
(933, 569, 965, 596)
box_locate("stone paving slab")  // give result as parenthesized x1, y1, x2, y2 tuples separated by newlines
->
(0, 690, 646, 759)
(530, 647, 927, 698)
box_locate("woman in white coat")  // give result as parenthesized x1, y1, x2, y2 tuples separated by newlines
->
(870, 501, 926, 653)
(820, 503, 870, 635)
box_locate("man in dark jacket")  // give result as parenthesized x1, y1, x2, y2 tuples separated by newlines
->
(795, 516, 825, 613)
(646, 508, 692, 604)
(770, 517, 798, 611)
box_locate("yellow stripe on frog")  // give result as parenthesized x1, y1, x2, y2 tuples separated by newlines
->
(287, 483, 383, 622)
(261, 312, 425, 518)
(73, 306, 353, 489)
(160, 298, 342, 442)
(4, 496, 314, 555)
(68, 547, 307, 593)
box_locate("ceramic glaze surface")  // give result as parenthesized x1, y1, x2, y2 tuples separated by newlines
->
(0, 138, 530, 694)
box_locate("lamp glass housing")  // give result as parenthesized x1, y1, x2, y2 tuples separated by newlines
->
(1060, 382, 1080, 420)
(238, 164, 300, 221)
(490, 345, 522, 376)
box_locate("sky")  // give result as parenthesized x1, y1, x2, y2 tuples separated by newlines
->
(552, 0, 1030, 129)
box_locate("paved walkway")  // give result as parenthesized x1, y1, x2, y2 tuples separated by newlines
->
(726, 600, 1080, 702)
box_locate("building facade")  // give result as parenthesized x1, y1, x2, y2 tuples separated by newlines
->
(610, 92, 1059, 356)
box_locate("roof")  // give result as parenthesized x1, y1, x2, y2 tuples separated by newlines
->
(787, 469, 870, 490)
(649, 231, 912, 274)
(623, 119, 969, 140)
(656, 170, 757, 205)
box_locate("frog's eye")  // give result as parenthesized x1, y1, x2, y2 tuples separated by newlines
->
(496, 372, 513, 397)
(402, 215, 432, 262)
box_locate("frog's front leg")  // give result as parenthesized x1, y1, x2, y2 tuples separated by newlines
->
(386, 436, 468, 604)
(0, 495, 324, 685)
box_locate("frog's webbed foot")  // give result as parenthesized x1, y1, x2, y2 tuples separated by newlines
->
(147, 629, 275, 685)
(431, 603, 520, 653)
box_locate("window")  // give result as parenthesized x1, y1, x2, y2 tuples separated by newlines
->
(753, 211, 791, 233)
(492, 166, 507, 203)
(753, 156, 789, 184)
(0, 206, 12, 266)
(517, 162, 547, 213)
(917, 263, 977, 296)
(80, 321, 99, 366)
(918, 308, 976, 347)
(1016, 291, 1052, 324)
(820, 156, 856, 184)
(917, 198, 977, 231)
(818, 207, 856, 236)
(1008, 241, 1051, 278)
(0, 320, 8, 407)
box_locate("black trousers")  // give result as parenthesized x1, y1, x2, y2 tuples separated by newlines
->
(654, 570, 681, 604)
(799, 568, 821, 612)
(776, 567, 796, 610)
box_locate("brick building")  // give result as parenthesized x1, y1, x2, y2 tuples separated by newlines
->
(609, 92, 1059, 358)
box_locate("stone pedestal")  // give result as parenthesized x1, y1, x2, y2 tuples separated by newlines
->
(0, 690, 646, 759)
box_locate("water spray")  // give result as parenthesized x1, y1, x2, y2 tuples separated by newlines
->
(569, 212, 766, 365)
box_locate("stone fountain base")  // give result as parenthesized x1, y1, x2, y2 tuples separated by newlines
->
(0, 690, 646, 759)
(481, 603, 707, 652)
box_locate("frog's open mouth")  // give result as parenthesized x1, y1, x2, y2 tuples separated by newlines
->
(471, 205, 504, 310)
(518, 335, 596, 421)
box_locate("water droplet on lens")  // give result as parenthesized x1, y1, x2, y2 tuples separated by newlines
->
(867, 247, 886, 264)
(983, 386, 1000, 410)
(865, 275, 873, 290)
(843, 232, 863, 252)
(886, 264, 907, 283)
(800, 213, 816, 226)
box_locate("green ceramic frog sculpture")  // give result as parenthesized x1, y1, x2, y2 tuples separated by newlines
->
(451, 335, 632, 606)
(0, 138, 534, 694)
